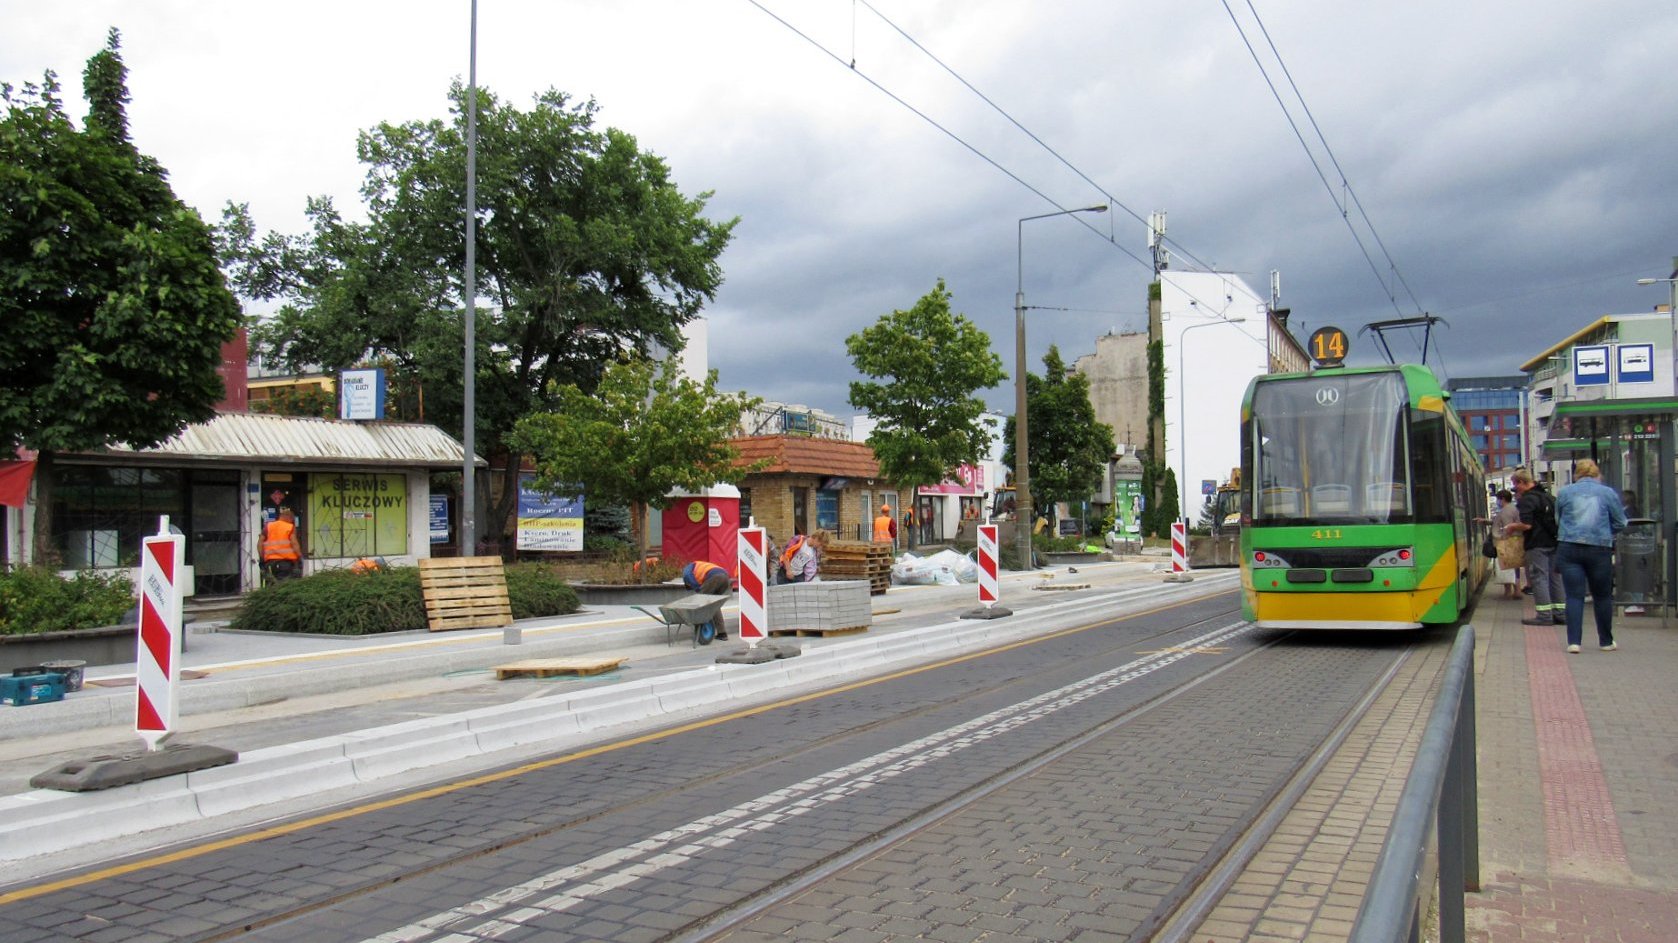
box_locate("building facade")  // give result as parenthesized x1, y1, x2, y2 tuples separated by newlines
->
(5, 413, 480, 597)
(1446, 376, 1526, 473)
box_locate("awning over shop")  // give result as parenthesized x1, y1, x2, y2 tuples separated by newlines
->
(0, 460, 35, 507)
(1547, 396, 1678, 450)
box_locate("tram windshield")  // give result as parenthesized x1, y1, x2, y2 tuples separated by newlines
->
(1247, 372, 1442, 525)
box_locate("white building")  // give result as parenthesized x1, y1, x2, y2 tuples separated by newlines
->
(1159, 271, 1271, 516)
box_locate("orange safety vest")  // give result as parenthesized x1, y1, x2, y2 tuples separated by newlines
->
(350, 557, 380, 574)
(261, 519, 300, 561)
(873, 514, 894, 542)
(780, 535, 806, 576)
(691, 561, 723, 582)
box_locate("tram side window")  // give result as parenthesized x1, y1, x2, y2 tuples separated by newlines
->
(1406, 411, 1451, 523)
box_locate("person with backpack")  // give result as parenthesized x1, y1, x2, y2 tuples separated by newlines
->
(1509, 468, 1563, 626)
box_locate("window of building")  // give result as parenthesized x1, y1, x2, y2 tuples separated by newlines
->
(307, 472, 409, 557)
(53, 466, 184, 568)
(815, 489, 838, 532)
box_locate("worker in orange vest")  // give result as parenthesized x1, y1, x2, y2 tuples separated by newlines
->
(261, 508, 304, 583)
(873, 504, 897, 544)
(680, 560, 731, 640)
(682, 560, 731, 595)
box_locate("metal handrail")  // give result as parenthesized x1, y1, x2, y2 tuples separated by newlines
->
(1350, 624, 1479, 943)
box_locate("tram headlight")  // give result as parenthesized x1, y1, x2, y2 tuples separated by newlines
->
(1251, 550, 1290, 569)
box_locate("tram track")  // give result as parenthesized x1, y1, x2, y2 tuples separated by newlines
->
(2, 581, 1427, 943)
(0, 584, 1241, 936)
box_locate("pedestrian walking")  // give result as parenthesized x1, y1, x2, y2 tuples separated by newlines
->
(260, 507, 303, 583)
(1508, 469, 1562, 626)
(1555, 458, 1627, 653)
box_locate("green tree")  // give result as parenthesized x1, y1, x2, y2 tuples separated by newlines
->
(219, 84, 736, 549)
(846, 279, 1006, 545)
(0, 31, 242, 554)
(1000, 346, 1116, 523)
(508, 358, 761, 561)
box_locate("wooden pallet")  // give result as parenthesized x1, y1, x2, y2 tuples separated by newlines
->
(419, 556, 513, 632)
(820, 541, 893, 595)
(493, 657, 625, 680)
(768, 625, 870, 638)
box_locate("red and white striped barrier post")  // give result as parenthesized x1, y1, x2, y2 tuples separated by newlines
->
(737, 527, 767, 646)
(977, 523, 1000, 608)
(961, 522, 1013, 619)
(136, 517, 185, 751)
(1166, 520, 1194, 582)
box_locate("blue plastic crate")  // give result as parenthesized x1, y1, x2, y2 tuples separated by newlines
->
(1, 673, 66, 706)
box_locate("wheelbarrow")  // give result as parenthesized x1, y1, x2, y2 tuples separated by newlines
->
(632, 593, 730, 647)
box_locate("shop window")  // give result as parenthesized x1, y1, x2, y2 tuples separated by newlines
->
(815, 489, 838, 531)
(308, 473, 409, 557)
(53, 466, 184, 568)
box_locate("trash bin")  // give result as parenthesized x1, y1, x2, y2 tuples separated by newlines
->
(1615, 518, 1658, 604)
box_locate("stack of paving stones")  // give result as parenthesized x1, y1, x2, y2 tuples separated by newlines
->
(767, 580, 873, 634)
(819, 541, 893, 594)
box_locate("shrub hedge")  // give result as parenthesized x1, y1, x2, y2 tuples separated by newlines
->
(0, 567, 135, 636)
(232, 563, 580, 635)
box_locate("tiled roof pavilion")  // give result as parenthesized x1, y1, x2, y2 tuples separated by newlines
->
(729, 435, 881, 479)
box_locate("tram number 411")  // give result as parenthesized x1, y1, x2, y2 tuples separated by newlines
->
(1310, 529, 1344, 540)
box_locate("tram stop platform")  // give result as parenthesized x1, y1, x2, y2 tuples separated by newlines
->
(1185, 585, 1678, 942)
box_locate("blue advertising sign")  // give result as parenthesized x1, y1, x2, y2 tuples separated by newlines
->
(516, 474, 584, 552)
(339, 368, 387, 419)
(429, 494, 450, 544)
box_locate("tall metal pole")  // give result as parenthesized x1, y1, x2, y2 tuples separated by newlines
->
(1013, 204, 1106, 569)
(461, 0, 479, 555)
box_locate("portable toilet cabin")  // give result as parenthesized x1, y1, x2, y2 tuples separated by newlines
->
(660, 484, 741, 580)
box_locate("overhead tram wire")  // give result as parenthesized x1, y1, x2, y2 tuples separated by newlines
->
(744, 1, 1147, 269)
(1241, 0, 1425, 316)
(855, 0, 1220, 276)
(745, 0, 1235, 317)
(1220, 0, 1417, 320)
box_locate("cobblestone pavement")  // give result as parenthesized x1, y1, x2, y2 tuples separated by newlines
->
(1188, 592, 1678, 943)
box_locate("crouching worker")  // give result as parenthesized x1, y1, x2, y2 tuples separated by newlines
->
(350, 556, 386, 574)
(680, 560, 733, 641)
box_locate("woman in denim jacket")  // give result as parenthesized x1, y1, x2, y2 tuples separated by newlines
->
(1554, 458, 1628, 653)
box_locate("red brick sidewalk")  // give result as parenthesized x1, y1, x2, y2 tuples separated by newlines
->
(1465, 598, 1678, 942)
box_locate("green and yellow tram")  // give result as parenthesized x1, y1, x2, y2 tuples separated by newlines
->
(1238, 361, 1487, 630)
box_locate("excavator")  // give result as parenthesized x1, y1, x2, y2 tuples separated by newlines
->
(1187, 468, 1242, 568)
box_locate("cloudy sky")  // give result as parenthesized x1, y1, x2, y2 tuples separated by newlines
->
(5, 1, 1676, 419)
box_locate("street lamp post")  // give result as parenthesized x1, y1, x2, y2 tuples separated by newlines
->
(1015, 204, 1107, 569)
(1177, 317, 1246, 528)
(1637, 262, 1678, 363)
